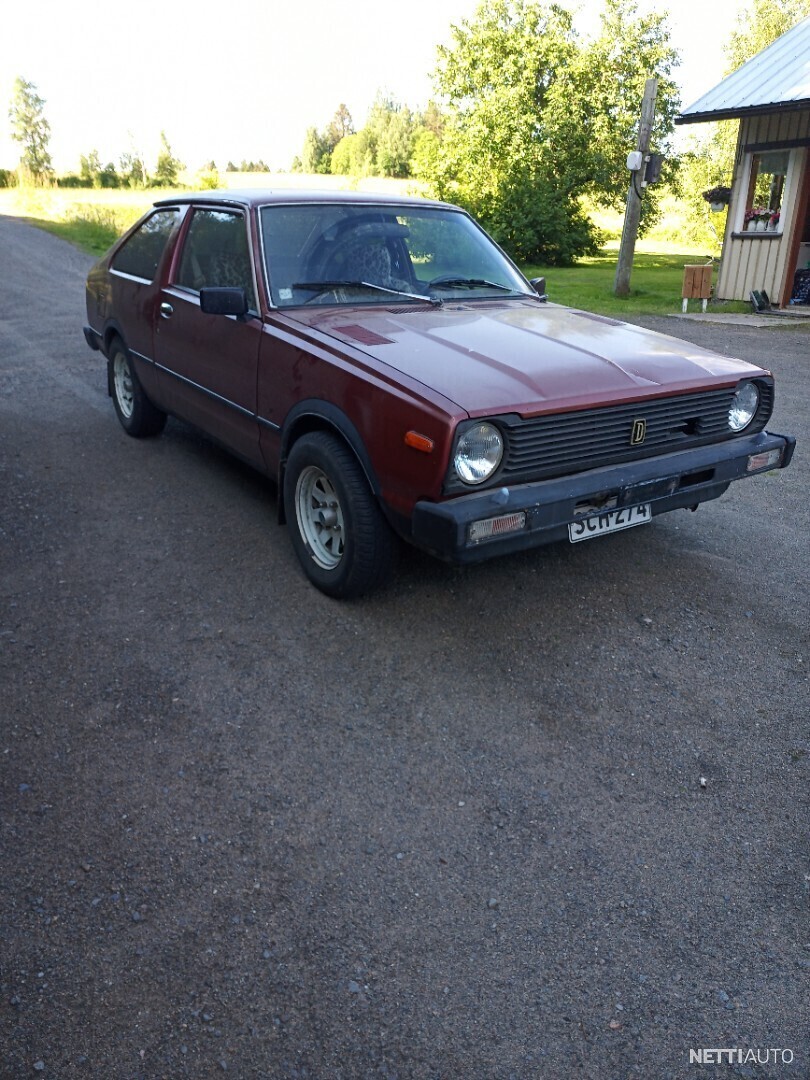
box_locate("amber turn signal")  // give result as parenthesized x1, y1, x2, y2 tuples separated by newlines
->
(404, 431, 435, 453)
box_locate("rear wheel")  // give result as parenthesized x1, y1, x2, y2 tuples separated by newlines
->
(109, 338, 166, 437)
(284, 432, 397, 598)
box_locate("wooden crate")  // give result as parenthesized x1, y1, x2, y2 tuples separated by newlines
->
(681, 264, 713, 312)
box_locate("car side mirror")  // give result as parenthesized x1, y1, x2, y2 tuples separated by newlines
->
(199, 286, 249, 318)
(530, 277, 547, 302)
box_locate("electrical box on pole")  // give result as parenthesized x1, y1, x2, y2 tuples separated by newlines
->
(645, 153, 664, 185)
(614, 78, 658, 299)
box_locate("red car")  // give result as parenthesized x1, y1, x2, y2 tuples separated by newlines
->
(84, 190, 794, 597)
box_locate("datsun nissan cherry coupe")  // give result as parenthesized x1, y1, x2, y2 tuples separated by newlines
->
(84, 190, 795, 597)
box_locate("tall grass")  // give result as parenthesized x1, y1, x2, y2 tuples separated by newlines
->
(43, 204, 143, 254)
(0, 187, 153, 254)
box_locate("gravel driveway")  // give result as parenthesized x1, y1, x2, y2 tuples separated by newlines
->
(1, 214, 808, 1079)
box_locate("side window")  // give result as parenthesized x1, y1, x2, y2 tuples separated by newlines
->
(111, 210, 178, 281)
(175, 209, 255, 308)
(743, 150, 790, 232)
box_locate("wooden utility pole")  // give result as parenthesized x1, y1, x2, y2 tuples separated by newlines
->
(614, 78, 658, 298)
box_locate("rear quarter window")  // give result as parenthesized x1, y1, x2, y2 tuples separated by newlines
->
(111, 209, 179, 281)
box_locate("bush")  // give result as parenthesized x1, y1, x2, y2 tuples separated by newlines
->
(57, 174, 85, 188)
(331, 132, 374, 177)
(196, 168, 221, 190)
(500, 186, 600, 265)
(449, 176, 602, 265)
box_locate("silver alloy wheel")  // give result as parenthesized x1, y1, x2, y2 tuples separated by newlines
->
(294, 465, 346, 570)
(113, 352, 135, 419)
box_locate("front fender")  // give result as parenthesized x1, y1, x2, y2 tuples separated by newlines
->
(277, 399, 383, 524)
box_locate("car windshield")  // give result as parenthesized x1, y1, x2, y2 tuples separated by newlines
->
(259, 203, 533, 308)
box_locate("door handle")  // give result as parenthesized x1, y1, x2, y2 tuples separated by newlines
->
(160, 302, 174, 319)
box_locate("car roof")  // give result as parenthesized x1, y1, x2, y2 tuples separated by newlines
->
(152, 188, 459, 212)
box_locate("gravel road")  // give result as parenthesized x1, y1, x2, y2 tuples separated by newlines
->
(1, 214, 808, 1079)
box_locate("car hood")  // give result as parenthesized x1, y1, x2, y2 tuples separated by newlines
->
(287, 299, 766, 416)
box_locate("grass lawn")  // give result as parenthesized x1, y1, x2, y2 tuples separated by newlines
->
(524, 247, 749, 317)
(0, 184, 750, 317)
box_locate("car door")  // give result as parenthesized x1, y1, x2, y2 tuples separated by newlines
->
(104, 207, 181, 404)
(154, 207, 263, 466)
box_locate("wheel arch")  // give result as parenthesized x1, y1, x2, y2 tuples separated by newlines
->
(101, 320, 128, 357)
(103, 325, 128, 397)
(100, 323, 131, 397)
(278, 401, 382, 525)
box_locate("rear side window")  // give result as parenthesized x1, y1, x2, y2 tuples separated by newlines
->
(112, 209, 178, 281)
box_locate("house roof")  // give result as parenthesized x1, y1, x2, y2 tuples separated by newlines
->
(676, 15, 810, 124)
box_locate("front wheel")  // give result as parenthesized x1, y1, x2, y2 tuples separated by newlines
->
(109, 338, 166, 437)
(284, 432, 397, 598)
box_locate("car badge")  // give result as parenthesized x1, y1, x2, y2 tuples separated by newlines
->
(631, 419, 647, 445)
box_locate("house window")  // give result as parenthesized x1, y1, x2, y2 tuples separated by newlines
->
(743, 150, 789, 232)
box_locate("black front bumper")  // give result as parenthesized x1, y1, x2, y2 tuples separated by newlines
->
(411, 430, 795, 564)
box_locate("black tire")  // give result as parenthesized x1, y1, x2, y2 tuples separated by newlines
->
(108, 338, 166, 438)
(283, 432, 397, 598)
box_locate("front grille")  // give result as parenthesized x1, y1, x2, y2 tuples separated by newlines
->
(446, 382, 774, 492)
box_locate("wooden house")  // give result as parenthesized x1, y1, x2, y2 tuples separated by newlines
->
(676, 15, 810, 308)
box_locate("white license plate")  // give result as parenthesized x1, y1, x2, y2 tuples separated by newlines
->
(568, 503, 652, 543)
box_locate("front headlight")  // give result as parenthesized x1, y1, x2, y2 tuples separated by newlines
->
(729, 382, 760, 432)
(454, 422, 504, 485)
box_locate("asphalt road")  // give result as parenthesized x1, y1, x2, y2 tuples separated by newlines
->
(1, 214, 808, 1080)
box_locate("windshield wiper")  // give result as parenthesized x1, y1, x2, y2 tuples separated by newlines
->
(292, 280, 441, 305)
(428, 277, 515, 292)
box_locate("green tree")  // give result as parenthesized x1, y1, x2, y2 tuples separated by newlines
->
(97, 161, 120, 188)
(410, 128, 442, 181)
(426, 0, 679, 263)
(8, 76, 53, 180)
(420, 101, 445, 139)
(724, 0, 810, 70)
(365, 96, 419, 177)
(541, 0, 680, 226)
(237, 159, 271, 172)
(330, 131, 375, 176)
(673, 143, 730, 253)
(429, 0, 590, 262)
(154, 131, 183, 187)
(78, 149, 119, 188)
(80, 149, 103, 186)
(409, 102, 446, 181)
(119, 147, 147, 187)
(325, 104, 354, 149)
(297, 106, 355, 173)
(197, 162, 221, 190)
(300, 126, 332, 173)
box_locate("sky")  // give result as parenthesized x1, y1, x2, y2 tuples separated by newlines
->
(0, 0, 748, 175)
